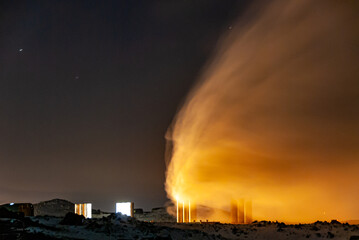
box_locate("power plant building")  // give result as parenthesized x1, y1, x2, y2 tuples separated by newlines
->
(75, 203, 92, 218)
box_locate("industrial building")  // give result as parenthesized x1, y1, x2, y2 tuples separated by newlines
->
(116, 202, 134, 217)
(0, 203, 34, 216)
(176, 199, 252, 224)
(75, 203, 92, 218)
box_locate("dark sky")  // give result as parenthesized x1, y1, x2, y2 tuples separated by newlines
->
(0, 0, 246, 211)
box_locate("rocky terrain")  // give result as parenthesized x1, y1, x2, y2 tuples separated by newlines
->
(34, 199, 74, 217)
(134, 207, 176, 223)
(1, 207, 359, 240)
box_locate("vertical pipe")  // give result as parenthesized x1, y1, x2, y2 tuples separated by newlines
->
(182, 201, 186, 223)
(177, 200, 183, 223)
(231, 200, 238, 224)
(183, 201, 185, 222)
(245, 201, 252, 224)
(176, 199, 179, 222)
(188, 200, 191, 223)
(191, 203, 197, 222)
(177, 199, 196, 223)
(238, 199, 245, 224)
(183, 201, 189, 223)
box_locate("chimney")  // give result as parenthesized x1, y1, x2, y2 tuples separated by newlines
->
(245, 200, 252, 224)
(177, 199, 183, 223)
(231, 200, 238, 224)
(238, 199, 245, 224)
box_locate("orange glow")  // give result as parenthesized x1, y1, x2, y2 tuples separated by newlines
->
(75, 203, 92, 219)
(165, 0, 359, 223)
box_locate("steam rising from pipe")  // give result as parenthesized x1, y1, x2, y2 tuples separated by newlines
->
(165, 0, 359, 223)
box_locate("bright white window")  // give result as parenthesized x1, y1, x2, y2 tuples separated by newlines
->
(86, 203, 92, 219)
(116, 202, 132, 216)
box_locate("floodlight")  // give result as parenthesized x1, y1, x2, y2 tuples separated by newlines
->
(116, 202, 133, 217)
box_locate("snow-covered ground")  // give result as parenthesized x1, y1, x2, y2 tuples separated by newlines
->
(1, 214, 359, 240)
(158, 221, 359, 240)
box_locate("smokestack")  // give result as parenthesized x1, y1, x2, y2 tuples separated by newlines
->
(177, 200, 196, 223)
(238, 199, 245, 224)
(177, 199, 183, 223)
(245, 201, 252, 224)
(231, 199, 245, 224)
(190, 202, 197, 222)
(231, 200, 238, 224)
(183, 202, 189, 222)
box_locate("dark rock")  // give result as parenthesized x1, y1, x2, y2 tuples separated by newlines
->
(0, 207, 22, 219)
(294, 224, 303, 229)
(277, 222, 286, 228)
(154, 236, 172, 240)
(92, 209, 101, 214)
(350, 236, 359, 240)
(330, 220, 341, 224)
(60, 212, 84, 226)
(310, 226, 320, 231)
(0, 220, 13, 233)
(327, 231, 335, 238)
(135, 208, 144, 214)
(86, 221, 101, 230)
(23, 232, 61, 240)
(134, 207, 176, 222)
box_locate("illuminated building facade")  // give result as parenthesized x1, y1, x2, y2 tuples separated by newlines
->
(75, 203, 92, 218)
(116, 202, 134, 217)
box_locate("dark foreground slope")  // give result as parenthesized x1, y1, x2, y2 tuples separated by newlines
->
(1, 209, 359, 240)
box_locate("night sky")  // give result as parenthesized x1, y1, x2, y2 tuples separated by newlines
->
(0, 1, 247, 211)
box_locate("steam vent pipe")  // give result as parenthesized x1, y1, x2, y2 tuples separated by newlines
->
(231, 200, 238, 224)
(231, 199, 251, 224)
(177, 200, 196, 223)
(245, 201, 252, 224)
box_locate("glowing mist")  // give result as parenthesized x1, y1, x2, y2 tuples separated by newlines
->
(165, 0, 359, 223)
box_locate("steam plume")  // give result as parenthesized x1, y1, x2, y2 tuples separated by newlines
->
(165, 0, 359, 223)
